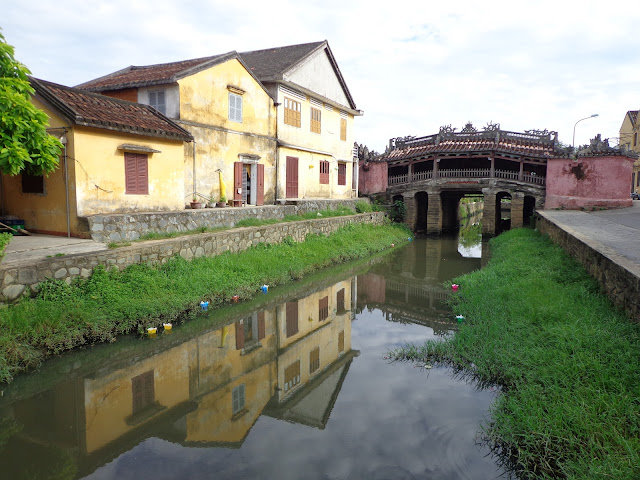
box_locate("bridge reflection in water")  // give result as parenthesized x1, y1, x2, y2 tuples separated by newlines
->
(0, 234, 502, 480)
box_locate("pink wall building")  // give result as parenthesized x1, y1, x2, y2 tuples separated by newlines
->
(358, 161, 388, 195)
(545, 155, 634, 209)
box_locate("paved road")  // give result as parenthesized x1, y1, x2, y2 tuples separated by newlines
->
(539, 201, 640, 269)
(1, 234, 108, 267)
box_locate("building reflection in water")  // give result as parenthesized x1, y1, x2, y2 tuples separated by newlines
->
(0, 278, 357, 478)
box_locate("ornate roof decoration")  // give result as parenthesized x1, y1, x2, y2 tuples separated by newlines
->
(382, 122, 559, 163)
(578, 134, 638, 159)
(460, 122, 477, 134)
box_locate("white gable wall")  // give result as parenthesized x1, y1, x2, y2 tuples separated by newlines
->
(285, 49, 350, 108)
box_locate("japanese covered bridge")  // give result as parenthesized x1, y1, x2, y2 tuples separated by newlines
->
(369, 123, 559, 235)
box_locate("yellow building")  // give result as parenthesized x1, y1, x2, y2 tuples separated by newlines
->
(0, 78, 192, 237)
(619, 110, 640, 194)
(240, 41, 363, 201)
(77, 53, 277, 207)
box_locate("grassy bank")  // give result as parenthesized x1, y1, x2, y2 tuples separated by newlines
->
(389, 228, 640, 479)
(0, 222, 408, 384)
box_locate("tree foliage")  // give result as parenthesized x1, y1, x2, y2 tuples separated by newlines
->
(0, 30, 62, 175)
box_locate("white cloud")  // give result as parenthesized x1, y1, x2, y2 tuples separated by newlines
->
(3, 0, 639, 151)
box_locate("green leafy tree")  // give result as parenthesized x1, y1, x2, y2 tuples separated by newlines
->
(0, 30, 61, 175)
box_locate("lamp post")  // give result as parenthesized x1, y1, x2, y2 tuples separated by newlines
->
(572, 114, 599, 150)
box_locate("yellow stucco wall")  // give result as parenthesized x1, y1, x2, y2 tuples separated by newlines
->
(0, 97, 83, 236)
(1, 97, 186, 237)
(276, 280, 353, 402)
(177, 59, 277, 205)
(277, 95, 355, 162)
(619, 113, 640, 194)
(72, 127, 186, 216)
(83, 342, 193, 453)
(277, 146, 354, 200)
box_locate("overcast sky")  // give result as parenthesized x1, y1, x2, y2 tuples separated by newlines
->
(4, 0, 639, 153)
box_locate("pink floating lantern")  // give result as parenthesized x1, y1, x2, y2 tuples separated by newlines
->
(451, 284, 459, 292)
(232, 295, 239, 303)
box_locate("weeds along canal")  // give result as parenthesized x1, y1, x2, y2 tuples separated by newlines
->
(0, 233, 509, 480)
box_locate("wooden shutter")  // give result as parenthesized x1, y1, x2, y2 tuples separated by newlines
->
(338, 162, 346, 186)
(258, 311, 265, 340)
(337, 288, 345, 312)
(257, 163, 264, 206)
(235, 320, 245, 349)
(234, 162, 243, 205)
(286, 301, 298, 337)
(286, 157, 298, 198)
(319, 296, 329, 321)
(338, 330, 344, 352)
(132, 370, 154, 413)
(125, 153, 148, 194)
(340, 118, 347, 141)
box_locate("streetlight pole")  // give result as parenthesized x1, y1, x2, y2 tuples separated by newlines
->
(572, 114, 599, 150)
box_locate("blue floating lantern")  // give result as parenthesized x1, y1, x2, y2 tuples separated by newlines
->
(261, 284, 269, 294)
(200, 301, 209, 311)
(408, 237, 412, 241)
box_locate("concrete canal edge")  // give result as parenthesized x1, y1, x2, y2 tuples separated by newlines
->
(537, 211, 640, 322)
(0, 212, 386, 303)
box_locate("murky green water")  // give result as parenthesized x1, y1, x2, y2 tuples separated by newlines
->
(0, 233, 507, 480)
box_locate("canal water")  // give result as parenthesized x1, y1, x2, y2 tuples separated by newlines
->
(0, 233, 508, 480)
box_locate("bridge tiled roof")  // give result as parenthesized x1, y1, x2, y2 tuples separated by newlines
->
(382, 129, 558, 164)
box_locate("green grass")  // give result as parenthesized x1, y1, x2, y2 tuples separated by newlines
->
(234, 206, 358, 228)
(388, 228, 640, 479)
(0, 233, 11, 262)
(0, 222, 409, 384)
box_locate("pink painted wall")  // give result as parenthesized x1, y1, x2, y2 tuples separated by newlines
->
(545, 155, 634, 209)
(358, 161, 388, 195)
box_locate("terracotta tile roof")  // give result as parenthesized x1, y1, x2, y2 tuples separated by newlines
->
(75, 53, 235, 91)
(31, 78, 193, 141)
(383, 130, 557, 163)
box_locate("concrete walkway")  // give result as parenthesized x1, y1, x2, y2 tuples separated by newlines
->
(539, 201, 640, 270)
(1, 234, 108, 267)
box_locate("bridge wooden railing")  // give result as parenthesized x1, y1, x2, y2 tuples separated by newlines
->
(388, 168, 546, 186)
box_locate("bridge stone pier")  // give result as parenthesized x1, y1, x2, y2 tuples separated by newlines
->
(380, 123, 555, 236)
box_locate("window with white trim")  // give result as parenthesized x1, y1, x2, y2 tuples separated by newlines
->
(232, 384, 245, 414)
(148, 90, 166, 115)
(229, 92, 243, 123)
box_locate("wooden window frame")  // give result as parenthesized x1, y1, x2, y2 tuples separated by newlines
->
(319, 160, 329, 184)
(336, 288, 345, 312)
(124, 152, 149, 195)
(340, 117, 347, 141)
(284, 97, 301, 127)
(310, 347, 320, 374)
(132, 370, 155, 414)
(319, 295, 329, 321)
(284, 360, 301, 392)
(229, 92, 243, 123)
(310, 106, 321, 134)
(337, 162, 346, 186)
(286, 301, 299, 337)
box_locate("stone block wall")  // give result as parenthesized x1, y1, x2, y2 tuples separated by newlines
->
(87, 199, 367, 243)
(537, 213, 640, 322)
(0, 212, 385, 303)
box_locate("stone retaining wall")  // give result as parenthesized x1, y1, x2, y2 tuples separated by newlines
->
(88, 199, 367, 243)
(0, 212, 385, 303)
(537, 213, 640, 322)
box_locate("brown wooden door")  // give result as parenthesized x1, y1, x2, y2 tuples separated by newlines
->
(286, 156, 298, 198)
(257, 163, 264, 206)
(234, 162, 243, 206)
